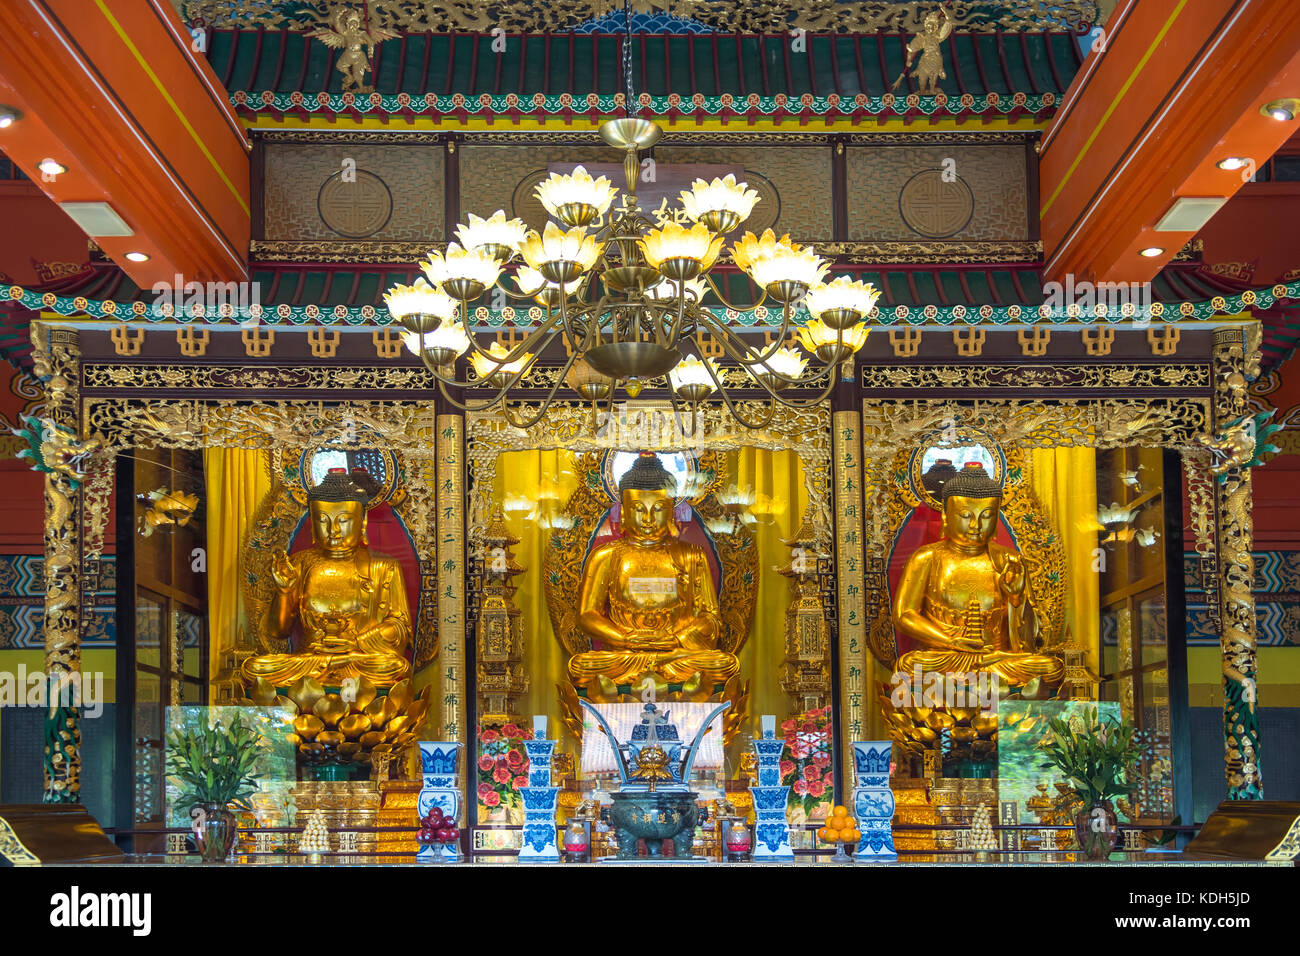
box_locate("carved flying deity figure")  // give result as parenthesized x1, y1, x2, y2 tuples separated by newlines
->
(241, 468, 412, 688)
(567, 452, 740, 697)
(309, 6, 398, 94)
(892, 462, 1063, 695)
(896, 5, 953, 95)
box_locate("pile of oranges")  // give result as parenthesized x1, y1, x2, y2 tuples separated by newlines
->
(817, 805, 861, 845)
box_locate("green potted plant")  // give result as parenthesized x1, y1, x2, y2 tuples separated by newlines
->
(165, 713, 263, 862)
(1037, 706, 1143, 861)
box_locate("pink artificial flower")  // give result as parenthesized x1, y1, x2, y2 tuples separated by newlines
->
(477, 782, 493, 797)
(493, 765, 512, 784)
(483, 791, 501, 807)
(506, 749, 524, 768)
(803, 765, 820, 782)
(808, 781, 825, 798)
(793, 779, 809, 796)
(813, 754, 831, 768)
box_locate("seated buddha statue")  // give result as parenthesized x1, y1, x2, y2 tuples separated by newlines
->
(893, 462, 1063, 692)
(567, 452, 740, 696)
(241, 468, 413, 688)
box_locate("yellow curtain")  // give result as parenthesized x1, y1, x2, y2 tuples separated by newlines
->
(734, 448, 809, 725)
(1029, 447, 1100, 679)
(491, 450, 581, 740)
(203, 448, 274, 681)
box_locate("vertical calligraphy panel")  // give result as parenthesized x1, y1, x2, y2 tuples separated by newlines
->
(832, 409, 868, 789)
(436, 414, 469, 802)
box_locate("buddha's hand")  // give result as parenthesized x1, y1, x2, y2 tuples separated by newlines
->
(622, 630, 680, 652)
(997, 553, 1027, 595)
(270, 549, 299, 591)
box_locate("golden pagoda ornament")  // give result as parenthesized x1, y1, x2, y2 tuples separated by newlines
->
(476, 508, 529, 725)
(776, 510, 831, 713)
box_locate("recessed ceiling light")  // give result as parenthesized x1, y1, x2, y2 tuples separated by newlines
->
(124, 251, 150, 262)
(0, 105, 20, 128)
(37, 158, 66, 177)
(1261, 98, 1299, 122)
(1139, 247, 1164, 258)
(1216, 157, 1249, 170)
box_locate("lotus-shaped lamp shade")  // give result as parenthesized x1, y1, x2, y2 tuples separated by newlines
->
(564, 358, 613, 401)
(422, 243, 503, 300)
(535, 165, 619, 226)
(641, 221, 725, 281)
(747, 346, 807, 390)
(731, 229, 829, 302)
(645, 276, 708, 302)
(514, 265, 583, 305)
(402, 320, 471, 366)
(680, 173, 760, 233)
(383, 277, 459, 322)
(797, 319, 869, 363)
(520, 222, 602, 284)
(804, 276, 881, 329)
(469, 340, 535, 386)
(1097, 502, 1138, 528)
(454, 209, 529, 260)
(667, 353, 718, 402)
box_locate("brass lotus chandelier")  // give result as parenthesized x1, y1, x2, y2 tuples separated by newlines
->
(382, 118, 879, 431)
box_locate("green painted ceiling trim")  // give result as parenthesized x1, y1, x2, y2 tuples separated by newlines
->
(10, 281, 1297, 329)
(231, 89, 1058, 119)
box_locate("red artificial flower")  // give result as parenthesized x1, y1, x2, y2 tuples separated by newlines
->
(481, 729, 499, 743)
(793, 779, 809, 796)
(780, 719, 796, 732)
(483, 791, 501, 807)
(813, 754, 831, 769)
(477, 782, 492, 797)
(801, 721, 817, 733)
(477, 756, 493, 772)
(803, 765, 820, 782)
(513, 775, 528, 791)
(502, 723, 520, 738)
(779, 760, 796, 779)
(808, 781, 825, 798)
(506, 749, 524, 768)
(493, 765, 512, 784)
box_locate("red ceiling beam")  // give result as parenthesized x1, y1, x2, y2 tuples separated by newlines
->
(1040, 0, 1300, 285)
(0, 0, 249, 287)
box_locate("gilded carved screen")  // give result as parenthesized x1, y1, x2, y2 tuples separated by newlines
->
(263, 143, 446, 241)
(458, 144, 832, 238)
(846, 143, 1028, 241)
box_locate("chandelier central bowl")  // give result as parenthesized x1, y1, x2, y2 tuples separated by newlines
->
(584, 341, 680, 381)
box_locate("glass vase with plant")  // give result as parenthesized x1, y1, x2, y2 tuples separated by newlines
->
(165, 713, 263, 862)
(1037, 706, 1142, 861)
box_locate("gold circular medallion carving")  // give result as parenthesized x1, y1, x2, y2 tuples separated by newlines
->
(898, 168, 974, 239)
(318, 169, 394, 238)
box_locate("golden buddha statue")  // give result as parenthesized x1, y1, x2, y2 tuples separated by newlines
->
(893, 462, 1063, 693)
(241, 468, 412, 688)
(567, 453, 740, 696)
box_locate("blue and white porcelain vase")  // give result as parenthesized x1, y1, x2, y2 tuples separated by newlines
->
(517, 738, 560, 863)
(418, 740, 463, 863)
(750, 735, 793, 861)
(851, 740, 897, 860)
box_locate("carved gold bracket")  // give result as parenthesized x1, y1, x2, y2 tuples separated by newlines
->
(1017, 327, 1050, 357)
(889, 328, 922, 358)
